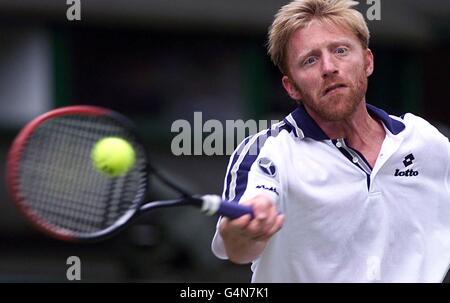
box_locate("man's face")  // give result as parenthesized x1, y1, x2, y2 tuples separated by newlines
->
(282, 20, 374, 121)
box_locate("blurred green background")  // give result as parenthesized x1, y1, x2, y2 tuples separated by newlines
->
(0, 0, 448, 282)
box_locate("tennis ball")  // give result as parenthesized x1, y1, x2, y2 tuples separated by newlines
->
(91, 137, 136, 177)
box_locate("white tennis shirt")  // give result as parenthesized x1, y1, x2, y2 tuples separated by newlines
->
(212, 104, 450, 282)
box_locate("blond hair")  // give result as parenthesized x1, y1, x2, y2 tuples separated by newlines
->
(268, 0, 370, 74)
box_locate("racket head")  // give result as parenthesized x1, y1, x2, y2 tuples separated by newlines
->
(6, 106, 149, 242)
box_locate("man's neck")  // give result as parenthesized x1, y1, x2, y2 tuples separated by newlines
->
(304, 101, 386, 165)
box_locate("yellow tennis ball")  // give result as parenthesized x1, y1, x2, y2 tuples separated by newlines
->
(91, 137, 136, 177)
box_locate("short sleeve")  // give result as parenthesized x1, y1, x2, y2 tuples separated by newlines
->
(211, 132, 281, 259)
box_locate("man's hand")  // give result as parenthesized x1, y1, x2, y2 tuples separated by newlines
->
(219, 194, 284, 264)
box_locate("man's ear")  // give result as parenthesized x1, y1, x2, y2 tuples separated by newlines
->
(282, 76, 303, 100)
(365, 48, 374, 77)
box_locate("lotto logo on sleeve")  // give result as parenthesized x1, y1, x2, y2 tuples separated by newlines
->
(258, 157, 277, 177)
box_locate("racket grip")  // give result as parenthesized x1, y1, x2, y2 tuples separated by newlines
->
(201, 195, 254, 219)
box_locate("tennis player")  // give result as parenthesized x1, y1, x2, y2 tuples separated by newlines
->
(211, 0, 450, 282)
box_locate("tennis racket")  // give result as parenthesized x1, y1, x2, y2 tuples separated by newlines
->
(6, 105, 253, 242)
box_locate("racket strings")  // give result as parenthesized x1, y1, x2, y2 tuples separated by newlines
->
(17, 115, 147, 236)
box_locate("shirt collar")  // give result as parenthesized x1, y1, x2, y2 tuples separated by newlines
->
(283, 103, 406, 141)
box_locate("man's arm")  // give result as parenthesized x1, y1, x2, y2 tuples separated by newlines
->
(218, 194, 284, 264)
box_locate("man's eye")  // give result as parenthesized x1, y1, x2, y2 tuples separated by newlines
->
(303, 57, 316, 66)
(336, 47, 348, 55)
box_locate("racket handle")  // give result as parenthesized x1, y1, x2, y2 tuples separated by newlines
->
(201, 195, 254, 219)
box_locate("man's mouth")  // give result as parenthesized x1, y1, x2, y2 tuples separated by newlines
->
(323, 83, 347, 96)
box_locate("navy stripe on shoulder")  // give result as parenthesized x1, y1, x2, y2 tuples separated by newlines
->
(223, 136, 251, 200)
(223, 122, 287, 203)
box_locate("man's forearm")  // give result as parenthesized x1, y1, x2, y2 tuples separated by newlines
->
(223, 236, 268, 264)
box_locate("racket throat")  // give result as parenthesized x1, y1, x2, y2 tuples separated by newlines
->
(200, 195, 221, 216)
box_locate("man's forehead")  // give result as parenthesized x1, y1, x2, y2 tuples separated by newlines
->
(289, 19, 359, 52)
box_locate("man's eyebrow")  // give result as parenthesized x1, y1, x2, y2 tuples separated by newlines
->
(296, 39, 355, 62)
(327, 39, 354, 48)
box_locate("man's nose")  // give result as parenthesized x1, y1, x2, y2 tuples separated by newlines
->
(321, 53, 339, 78)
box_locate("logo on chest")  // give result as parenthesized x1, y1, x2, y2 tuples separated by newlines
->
(394, 153, 419, 177)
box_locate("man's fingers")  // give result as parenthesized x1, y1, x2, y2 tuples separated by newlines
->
(251, 214, 285, 241)
(244, 205, 280, 238)
(220, 195, 282, 242)
(219, 214, 252, 234)
(267, 214, 285, 236)
(261, 206, 278, 232)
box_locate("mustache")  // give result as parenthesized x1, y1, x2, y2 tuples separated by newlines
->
(321, 79, 351, 96)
